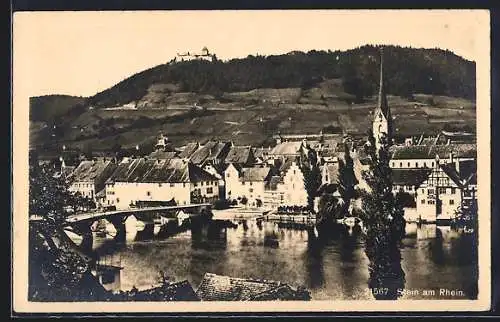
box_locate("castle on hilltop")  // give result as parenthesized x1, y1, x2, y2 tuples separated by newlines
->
(172, 47, 216, 63)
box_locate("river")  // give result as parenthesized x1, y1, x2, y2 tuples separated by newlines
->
(82, 216, 478, 301)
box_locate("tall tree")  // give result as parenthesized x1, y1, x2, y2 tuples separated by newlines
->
(359, 130, 406, 300)
(300, 146, 322, 212)
(337, 143, 358, 216)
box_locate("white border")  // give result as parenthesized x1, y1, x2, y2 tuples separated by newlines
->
(12, 9, 491, 313)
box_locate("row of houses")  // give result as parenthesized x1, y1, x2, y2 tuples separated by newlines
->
(59, 129, 477, 222)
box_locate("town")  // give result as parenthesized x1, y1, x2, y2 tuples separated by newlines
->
(32, 54, 477, 227)
(27, 49, 479, 303)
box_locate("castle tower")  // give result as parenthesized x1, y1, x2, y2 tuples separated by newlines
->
(372, 48, 392, 151)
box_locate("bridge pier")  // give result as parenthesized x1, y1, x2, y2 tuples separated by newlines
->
(108, 216, 128, 243)
(72, 221, 94, 251)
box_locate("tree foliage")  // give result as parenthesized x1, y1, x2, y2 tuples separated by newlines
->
(359, 130, 406, 300)
(87, 45, 476, 109)
(300, 147, 322, 212)
(337, 143, 358, 212)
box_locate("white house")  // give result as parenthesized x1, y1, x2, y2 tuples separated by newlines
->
(68, 160, 117, 202)
(263, 159, 308, 209)
(415, 159, 477, 223)
(105, 158, 219, 210)
(224, 163, 271, 207)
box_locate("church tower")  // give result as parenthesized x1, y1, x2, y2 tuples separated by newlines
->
(372, 48, 392, 151)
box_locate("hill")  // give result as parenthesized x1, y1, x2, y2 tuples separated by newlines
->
(29, 45, 476, 155)
(30, 95, 87, 122)
(87, 45, 475, 109)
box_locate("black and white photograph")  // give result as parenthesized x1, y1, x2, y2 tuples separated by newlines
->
(12, 9, 491, 312)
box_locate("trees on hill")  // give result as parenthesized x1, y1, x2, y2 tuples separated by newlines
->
(87, 45, 476, 109)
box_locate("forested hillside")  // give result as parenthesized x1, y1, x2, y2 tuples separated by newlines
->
(88, 45, 475, 109)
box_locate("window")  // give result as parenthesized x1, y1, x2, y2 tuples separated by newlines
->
(392, 162, 395, 167)
(451, 188, 456, 194)
(147, 191, 151, 196)
(201, 182, 204, 186)
(399, 162, 402, 167)
(250, 182, 253, 186)
(116, 198, 120, 203)
(449, 199, 455, 205)
(428, 200, 435, 205)
(293, 170, 296, 174)
(423, 162, 427, 167)
(242, 181, 246, 185)
(416, 162, 419, 168)
(227, 173, 230, 178)
(183, 183, 186, 188)
(194, 183, 198, 187)
(428, 189, 435, 194)
(421, 199, 425, 204)
(431, 162, 435, 167)
(422, 188, 425, 193)
(170, 183, 175, 187)
(438, 187, 446, 194)
(158, 183, 162, 187)
(408, 162, 411, 167)
(249, 188, 254, 193)
(207, 187, 213, 194)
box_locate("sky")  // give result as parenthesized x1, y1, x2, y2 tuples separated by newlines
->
(13, 10, 490, 98)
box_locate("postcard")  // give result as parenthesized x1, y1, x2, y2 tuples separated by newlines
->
(12, 9, 491, 313)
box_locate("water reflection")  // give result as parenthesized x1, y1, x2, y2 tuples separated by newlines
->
(64, 218, 477, 300)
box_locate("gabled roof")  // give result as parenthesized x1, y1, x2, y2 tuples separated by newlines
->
(429, 143, 477, 159)
(269, 141, 302, 156)
(178, 142, 200, 159)
(252, 147, 271, 159)
(240, 167, 271, 182)
(70, 160, 117, 183)
(195, 273, 309, 301)
(439, 160, 477, 187)
(148, 150, 178, 160)
(106, 158, 217, 183)
(225, 146, 253, 164)
(392, 168, 432, 187)
(189, 141, 230, 165)
(391, 143, 477, 160)
(391, 145, 431, 160)
(131, 280, 199, 301)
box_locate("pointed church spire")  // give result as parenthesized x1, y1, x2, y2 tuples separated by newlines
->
(372, 46, 393, 150)
(378, 47, 389, 118)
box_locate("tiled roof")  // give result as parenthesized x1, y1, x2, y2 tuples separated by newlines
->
(269, 141, 302, 155)
(178, 142, 200, 159)
(131, 280, 199, 301)
(391, 145, 431, 160)
(392, 168, 431, 186)
(195, 273, 309, 301)
(391, 143, 477, 160)
(70, 160, 117, 183)
(225, 146, 253, 165)
(148, 150, 178, 160)
(106, 158, 217, 183)
(429, 144, 477, 159)
(241, 167, 271, 182)
(189, 141, 230, 165)
(252, 147, 271, 159)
